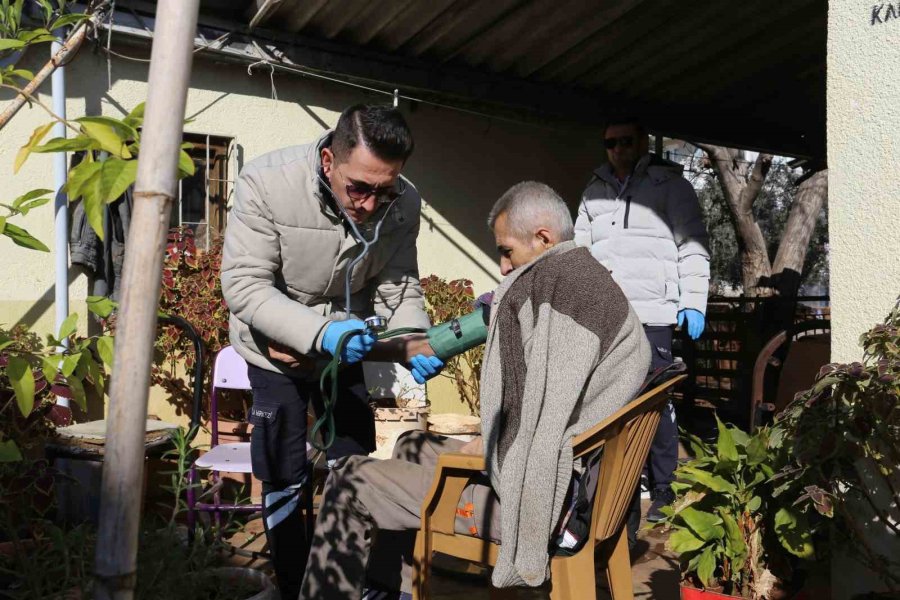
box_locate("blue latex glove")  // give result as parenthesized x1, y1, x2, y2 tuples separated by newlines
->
(409, 354, 444, 385)
(321, 319, 377, 364)
(677, 309, 705, 340)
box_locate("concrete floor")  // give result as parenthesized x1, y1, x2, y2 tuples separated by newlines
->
(223, 500, 681, 599)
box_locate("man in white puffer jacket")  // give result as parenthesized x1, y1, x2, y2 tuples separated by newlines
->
(575, 116, 710, 528)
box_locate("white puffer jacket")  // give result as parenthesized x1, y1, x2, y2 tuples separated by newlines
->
(574, 154, 710, 326)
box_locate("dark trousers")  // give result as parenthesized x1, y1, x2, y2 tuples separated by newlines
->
(643, 325, 678, 488)
(627, 325, 677, 547)
(247, 363, 375, 600)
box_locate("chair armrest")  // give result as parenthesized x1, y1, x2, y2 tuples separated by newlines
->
(436, 452, 486, 471)
(420, 453, 485, 535)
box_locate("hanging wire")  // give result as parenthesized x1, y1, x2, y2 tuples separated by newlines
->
(91, 21, 584, 133)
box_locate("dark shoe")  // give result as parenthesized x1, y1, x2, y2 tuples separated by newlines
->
(647, 486, 675, 523)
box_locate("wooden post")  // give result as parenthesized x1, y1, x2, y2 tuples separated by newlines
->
(93, 2, 200, 599)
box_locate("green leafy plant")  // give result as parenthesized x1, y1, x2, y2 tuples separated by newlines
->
(0, 520, 95, 599)
(8, 101, 196, 241)
(0, 306, 114, 546)
(0, 0, 88, 55)
(0, 188, 52, 251)
(0, 428, 262, 600)
(658, 419, 813, 598)
(0, 303, 113, 461)
(134, 426, 261, 600)
(772, 296, 900, 594)
(420, 275, 483, 416)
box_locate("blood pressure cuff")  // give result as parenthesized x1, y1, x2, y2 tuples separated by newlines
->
(426, 307, 489, 361)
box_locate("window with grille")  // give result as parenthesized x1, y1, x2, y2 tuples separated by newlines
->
(171, 133, 234, 250)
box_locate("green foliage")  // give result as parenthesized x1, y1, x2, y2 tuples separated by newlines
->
(772, 296, 900, 591)
(9, 102, 196, 243)
(3, 98, 196, 251)
(0, 0, 87, 54)
(420, 275, 483, 415)
(658, 419, 809, 598)
(694, 159, 829, 294)
(0, 188, 53, 251)
(0, 306, 113, 464)
(0, 520, 95, 600)
(0, 428, 259, 599)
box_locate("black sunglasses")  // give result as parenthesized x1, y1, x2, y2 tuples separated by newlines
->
(603, 136, 635, 150)
(338, 167, 407, 205)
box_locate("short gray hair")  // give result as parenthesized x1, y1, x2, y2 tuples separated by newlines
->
(487, 181, 574, 241)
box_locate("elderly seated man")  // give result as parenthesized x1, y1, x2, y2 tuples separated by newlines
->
(300, 181, 651, 599)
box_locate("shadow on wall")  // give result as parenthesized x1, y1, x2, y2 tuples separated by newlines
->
(99, 50, 600, 256)
(404, 107, 602, 261)
(28, 49, 606, 293)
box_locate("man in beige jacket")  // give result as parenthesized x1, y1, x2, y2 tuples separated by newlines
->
(221, 104, 440, 600)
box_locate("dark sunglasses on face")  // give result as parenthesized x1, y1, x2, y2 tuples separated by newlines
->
(339, 168, 407, 205)
(603, 136, 635, 150)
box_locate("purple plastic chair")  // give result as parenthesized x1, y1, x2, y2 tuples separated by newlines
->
(186, 346, 314, 546)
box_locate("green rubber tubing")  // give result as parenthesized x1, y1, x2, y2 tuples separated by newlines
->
(311, 308, 488, 452)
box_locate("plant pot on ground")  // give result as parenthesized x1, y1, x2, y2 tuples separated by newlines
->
(656, 419, 817, 599)
(680, 585, 744, 600)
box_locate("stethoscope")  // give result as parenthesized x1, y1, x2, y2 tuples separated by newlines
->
(316, 170, 402, 322)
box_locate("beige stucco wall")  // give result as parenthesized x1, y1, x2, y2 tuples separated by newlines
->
(828, 2, 900, 362)
(0, 47, 603, 419)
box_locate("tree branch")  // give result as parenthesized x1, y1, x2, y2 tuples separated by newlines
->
(0, 16, 99, 133)
(742, 153, 773, 212)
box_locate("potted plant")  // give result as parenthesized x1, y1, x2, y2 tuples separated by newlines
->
(420, 275, 484, 417)
(0, 426, 274, 599)
(0, 313, 113, 530)
(772, 297, 900, 598)
(150, 425, 275, 600)
(656, 418, 816, 599)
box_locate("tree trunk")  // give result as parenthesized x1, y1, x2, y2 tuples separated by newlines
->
(696, 143, 774, 296)
(771, 169, 828, 297)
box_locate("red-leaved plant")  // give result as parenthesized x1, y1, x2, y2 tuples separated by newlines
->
(154, 227, 232, 420)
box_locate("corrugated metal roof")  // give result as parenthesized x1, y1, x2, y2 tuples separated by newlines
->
(193, 0, 826, 157)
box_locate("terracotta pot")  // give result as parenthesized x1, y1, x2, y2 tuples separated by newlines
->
(680, 585, 743, 600)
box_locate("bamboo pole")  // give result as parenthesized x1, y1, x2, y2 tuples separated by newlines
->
(0, 19, 93, 132)
(93, 2, 200, 599)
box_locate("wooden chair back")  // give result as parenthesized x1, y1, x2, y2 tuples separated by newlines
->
(412, 372, 686, 600)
